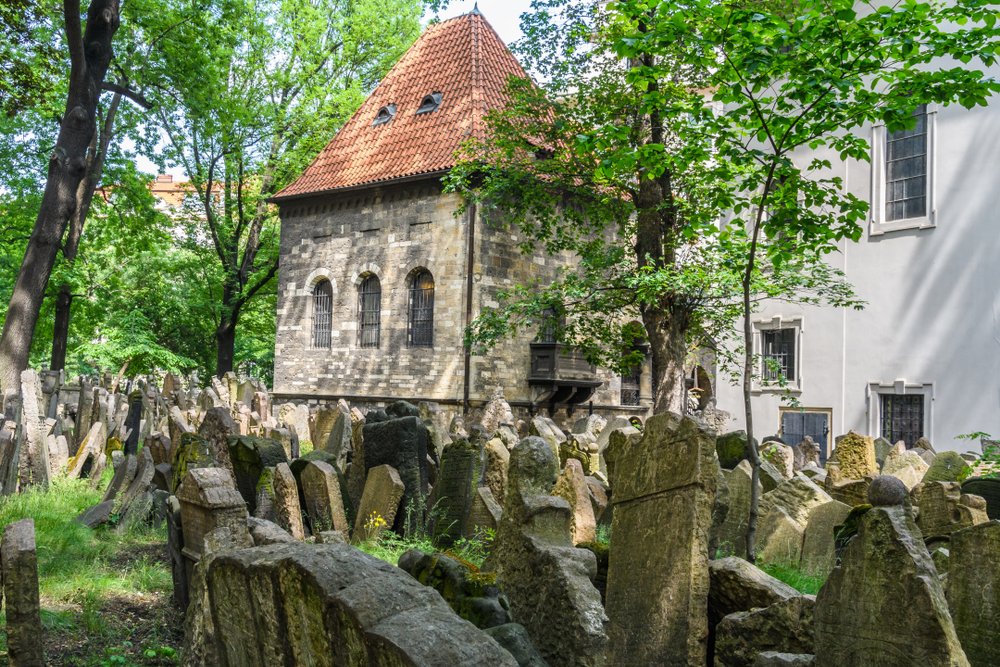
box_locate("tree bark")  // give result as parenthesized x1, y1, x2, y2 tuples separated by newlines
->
(50, 92, 122, 371)
(0, 0, 120, 398)
(215, 318, 237, 377)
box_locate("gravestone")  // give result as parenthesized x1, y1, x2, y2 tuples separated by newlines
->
(272, 462, 305, 540)
(814, 502, 969, 666)
(170, 432, 215, 492)
(717, 430, 752, 470)
(198, 407, 238, 473)
(352, 464, 405, 543)
(227, 436, 287, 514)
(18, 370, 50, 489)
(124, 390, 143, 455)
(553, 458, 597, 545)
(467, 486, 502, 537)
(431, 437, 484, 547)
(2, 518, 44, 667)
(947, 520, 1000, 667)
(715, 596, 815, 667)
(0, 419, 19, 494)
(605, 412, 717, 666)
(484, 437, 510, 507)
(361, 415, 430, 533)
(922, 451, 969, 484)
(761, 442, 795, 479)
(712, 461, 760, 559)
(799, 500, 851, 576)
(794, 436, 821, 471)
(529, 415, 566, 459)
(299, 460, 349, 534)
(960, 477, 1000, 520)
(490, 436, 607, 667)
(913, 481, 989, 541)
(828, 431, 877, 480)
(756, 474, 832, 565)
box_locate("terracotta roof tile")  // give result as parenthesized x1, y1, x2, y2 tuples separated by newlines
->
(273, 11, 527, 200)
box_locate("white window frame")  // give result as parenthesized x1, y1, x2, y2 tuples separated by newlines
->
(870, 105, 937, 236)
(751, 316, 802, 393)
(866, 380, 934, 444)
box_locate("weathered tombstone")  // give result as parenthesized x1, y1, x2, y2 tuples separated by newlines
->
(299, 460, 349, 534)
(226, 436, 287, 514)
(717, 430, 753, 470)
(828, 431, 877, 480)
(361, 414, 430, 533)
(947, 520, 1000, 667)
(170, 432, 215, 492)
(873, 437, 893, 467)
(756, 474, 832, 565)
(67, 421, 107, 480)
(102, 453, 138, 503)
(50, 434, 69, 472)
(553, 458, 597, 545)
(604, 412, 717, 666)
(353, 464, 405, 543)
(528, 415, 566, 458)
(960, 477, 1000, 520)
(799, 500, 852, 577)
(467, 486, 503, 537)
(0, 419, 20, 494)
(1, 518, 45, 666)
(913, 481, 989, 541)
(75, 378, 94, 453)
(272, 462, 305, 540)
(715, 596, 815, 667)
(123, 390, 143, 455)
(176, 468, 248, 565)
(795, 436, 822, 470)
(431, 437, 485, 547)
(480, 389, 515, 436)
(814, 500, 969, 666)
(490, 436, 607, 667)
(18, 370, 51, 489)
(761, 442, 795, 479)
(484, 437, 510, 508)
(922, 451, 969, 484)
(197, 406, 237, 473)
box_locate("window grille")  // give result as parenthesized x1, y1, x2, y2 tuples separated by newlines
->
(407, 270, 434, 347)
(885, 105, 928, 221)
(312, 280, 333, 349)
(621, 365, 641, 406)
(880, 394, 924, 446)
(761, 328, 796, 383)
(358, 275, 381, 348)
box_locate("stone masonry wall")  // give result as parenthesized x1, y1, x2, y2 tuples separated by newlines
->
(274, 178, 652, 416)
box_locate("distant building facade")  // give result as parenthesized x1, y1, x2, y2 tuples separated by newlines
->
(270, 11, 653, 420)
(715, 83, 1000, 453)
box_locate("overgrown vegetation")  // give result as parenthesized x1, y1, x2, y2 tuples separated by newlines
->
(757, 562, 826, 596)
(0, 476, 181, 666)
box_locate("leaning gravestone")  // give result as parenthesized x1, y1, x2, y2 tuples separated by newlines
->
(431, 437, 484, 547)
(2, 518, 45, 667)
(272, 462, 305, 540)
(18, 369, 51, 489)
(716, 430, 752, 470)
(226, 436, 287, 514)
(814, 499, 969, 666)
(960, 477, 1000, 520)
(361, 414, 430, 533)
(799, 499, 852, 577)
(922, 451, 969, 484)
(553, 458, 597, 545)
(828, 431, 878, 480)
(605, 412, 717, 666)
(352, 464, 405, 543)
(947, 520, 1000, 667)
(712, 460, 761, 559)
(299, 460, 349, 534)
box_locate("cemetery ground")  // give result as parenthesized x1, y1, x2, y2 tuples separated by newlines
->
(0, 472, 822, 666)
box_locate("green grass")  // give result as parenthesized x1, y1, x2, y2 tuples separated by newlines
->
(0, 473, 182, 665)
(758, 561, 826, 595)
(356, 527, 495, 569)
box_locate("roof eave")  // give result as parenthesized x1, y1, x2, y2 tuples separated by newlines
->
(267, 169, 452, 205)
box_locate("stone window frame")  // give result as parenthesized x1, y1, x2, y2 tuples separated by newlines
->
(301, 269, 337, 351)
(751, 315, 803, 394)
(406, 266, 435, 348)
(866, 380, 934, 445)
(870, 104, 938, 236)
(356, 270, 383, 349)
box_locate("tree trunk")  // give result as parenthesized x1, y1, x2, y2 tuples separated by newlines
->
(215, 319, 236, 378)
(644, 307, 688, 414)
(51, 92, 122, 372)
(0, 0, 119, 398)
(742, 287, 764, 562)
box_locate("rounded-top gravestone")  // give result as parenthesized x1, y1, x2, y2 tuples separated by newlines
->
(867, 475, 907, 507)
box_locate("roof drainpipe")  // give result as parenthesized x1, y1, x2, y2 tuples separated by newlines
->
(462, 202, 477, 415)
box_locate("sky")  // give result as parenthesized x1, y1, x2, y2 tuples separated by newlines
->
(140, 0, 535, 178)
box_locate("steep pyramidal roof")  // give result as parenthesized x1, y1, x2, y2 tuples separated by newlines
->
(273, 11, 528, 200)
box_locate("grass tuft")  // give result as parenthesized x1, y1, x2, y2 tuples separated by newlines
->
(757, 561, 826, 595)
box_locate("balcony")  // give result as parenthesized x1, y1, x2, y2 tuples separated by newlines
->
(528, 343, 604, 413)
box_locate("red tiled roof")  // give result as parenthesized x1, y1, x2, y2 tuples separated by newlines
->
(272, 11, 528, 200)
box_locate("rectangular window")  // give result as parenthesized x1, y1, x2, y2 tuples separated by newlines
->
(880, 394, 924, 446)
(761, 328, 796, 384)
(620, 366, 641, 406)
(885, 105, 928, 222)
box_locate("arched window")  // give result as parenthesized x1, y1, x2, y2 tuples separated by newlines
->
(407, 270, 434, 347)
(358, 275, 381, 348)
(312, 280, 333, 349)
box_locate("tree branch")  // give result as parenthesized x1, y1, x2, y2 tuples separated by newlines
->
(101, 81, 152, 109)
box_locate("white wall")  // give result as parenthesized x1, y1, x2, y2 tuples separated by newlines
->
(715, 87, 1000, 453)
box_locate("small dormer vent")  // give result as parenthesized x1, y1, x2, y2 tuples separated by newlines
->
(373, 104, 397, 126)
(416, 92, 443, 115)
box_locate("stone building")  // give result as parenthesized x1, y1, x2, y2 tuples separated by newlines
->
(269, 10, 653, 421)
